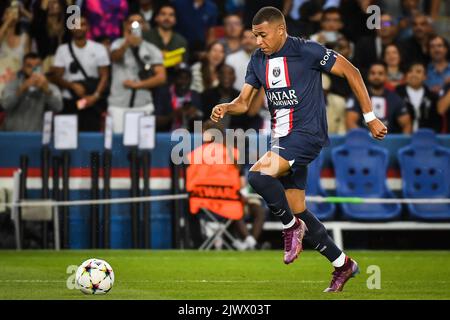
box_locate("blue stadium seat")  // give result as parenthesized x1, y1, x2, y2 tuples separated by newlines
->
(398, 129, 450, 220)
(331, 129, 402, 221)
(305, 151, 336, 220)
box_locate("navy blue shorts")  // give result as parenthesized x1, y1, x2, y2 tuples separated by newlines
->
(270, 133, 322, 190)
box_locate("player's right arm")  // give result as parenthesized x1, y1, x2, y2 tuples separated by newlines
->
(331, 55, 387, 140)
(210, 84, 258, 122)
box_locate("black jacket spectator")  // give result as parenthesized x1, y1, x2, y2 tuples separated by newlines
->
(396, 84, 441, 133)
(398, 36, 430, 68)
(397, 14, 433, 68)
(339, 0, 376, 43)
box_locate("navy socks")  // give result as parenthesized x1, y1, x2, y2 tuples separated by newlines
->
(296, 209, 343, 262)
(248, 171, 295, 226)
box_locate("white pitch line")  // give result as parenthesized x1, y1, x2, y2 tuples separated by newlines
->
(0, 279, 327, 284)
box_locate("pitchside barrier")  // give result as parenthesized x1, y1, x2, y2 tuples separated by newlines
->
(1, 132, 450, 249)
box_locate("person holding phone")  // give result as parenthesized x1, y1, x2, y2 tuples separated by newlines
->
(0, 4, 31, 97)
(1, 52, 62, 131)
(108, 13, 167, 133)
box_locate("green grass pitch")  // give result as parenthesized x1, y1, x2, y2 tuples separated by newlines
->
(0, 250, 449, 300)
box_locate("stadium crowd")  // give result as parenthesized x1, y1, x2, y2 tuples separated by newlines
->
(0, 0, 450, 134)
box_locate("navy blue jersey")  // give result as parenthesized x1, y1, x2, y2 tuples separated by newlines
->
(245, 36, 338, 146)
(346, 89, 409, 133)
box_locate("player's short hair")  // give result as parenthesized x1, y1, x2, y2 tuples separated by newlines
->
(252, 6, 285, 25)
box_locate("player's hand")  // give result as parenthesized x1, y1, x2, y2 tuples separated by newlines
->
(210, 104, 228, 122)
(367, 119, 387, 140)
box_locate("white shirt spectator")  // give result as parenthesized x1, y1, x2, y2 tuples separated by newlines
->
(53, 40, 110, 99)
(107, 38, 164, 133)
(225, 49, 251, 91)
(108, 38, 163, 109)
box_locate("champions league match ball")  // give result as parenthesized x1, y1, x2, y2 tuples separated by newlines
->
(75, 258, 115, 295)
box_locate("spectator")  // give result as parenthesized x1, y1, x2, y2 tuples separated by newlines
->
(50, 16, 110, 132)
(396, 62, 441, 133)
(0, 4, 30, 96)
(334, 34, 353, 61)
(221, 0, 245, 17)
(219, 14, 244, 55)
(190, 41, 225, 93)
(225, 29, 257, 91)
(322, 74, 346, 135)
(353, 13, 398, 77)
(199, 119, 266, 251)
(383, 43, 405, 89)
(283, 0, 339, 21)
(129, 0, 160, 28)
(82, 0, 128, 41)
(310, 7, 344, 48)
(328, 34, 352, 99)
(10, 1, 33, 33)
(438, 83, 450, 133)
(143, 3, 188, 81)
(398, 14, 433, 68)
(340, 0, 377, 42)
(233, 175, 266, 251)
(30, 0, 70, 74)
(1, 53, 62, 131)
(397, 0, 421, 40)
(201, 64, 239, 128)
(285, 0, 322, 39)
(425, 35, 450, 94)
(174, 0, 218, 58)
(169, 65, 203, 131)
(108, 13, 166, 133)
(346, 62, 412, 134)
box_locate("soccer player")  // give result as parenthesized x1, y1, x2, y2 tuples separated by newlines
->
(210, 7, 387, 292)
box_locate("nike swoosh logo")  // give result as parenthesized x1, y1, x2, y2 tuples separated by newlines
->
(271, 80, 282, 86)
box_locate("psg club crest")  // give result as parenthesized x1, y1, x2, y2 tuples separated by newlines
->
(273, 66, 281, 77)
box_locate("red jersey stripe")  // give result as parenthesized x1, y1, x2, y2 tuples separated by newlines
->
(265, 59, 270, 89)
(283, 57, 291, 87)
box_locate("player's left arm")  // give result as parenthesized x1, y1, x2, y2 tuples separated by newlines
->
(330, 55, 387, 140)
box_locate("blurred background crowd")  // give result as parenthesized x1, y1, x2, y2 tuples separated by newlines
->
(1, 0, 450, 135)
